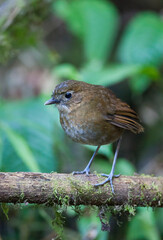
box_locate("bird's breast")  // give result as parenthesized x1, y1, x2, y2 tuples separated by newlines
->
(60, 110, 123, 146)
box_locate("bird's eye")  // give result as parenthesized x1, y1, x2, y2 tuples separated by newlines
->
(65, 92, 72, 99)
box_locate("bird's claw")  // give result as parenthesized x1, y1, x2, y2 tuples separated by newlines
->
(94, 173, 120, 194)
(72, 168, 90, 176)
(101, 173, 120, 178)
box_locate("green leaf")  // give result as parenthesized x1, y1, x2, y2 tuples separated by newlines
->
(0, 137, 2, 169)
(130, 75, 152, 95)
(115, 158, 135, 175)
(84, 144, 113, 159)
(93, 159, 111, 174)
(156, 209, 163, 236)
(0, 122, 40, 172)
(0, 97, 60, 172)
(54, 0, 119, 63)
(127, 208, 161, 240)
(77, 207, 108, 239)
(129, 65, 160, 95)
(53, 63, 80, 80)
(117, 12, 163, 66)
(81, 62, 145, 86)
(1, 203, 9, 220)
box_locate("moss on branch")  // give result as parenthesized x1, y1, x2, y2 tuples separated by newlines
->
(0, 172, 162, 207)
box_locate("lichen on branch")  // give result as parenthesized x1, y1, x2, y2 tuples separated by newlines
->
(0, 172, 162, 207)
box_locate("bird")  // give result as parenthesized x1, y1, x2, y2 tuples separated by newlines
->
(44, 80, 144, 193)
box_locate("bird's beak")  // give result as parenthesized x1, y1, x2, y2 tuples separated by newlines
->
(44, 97, 60, 105)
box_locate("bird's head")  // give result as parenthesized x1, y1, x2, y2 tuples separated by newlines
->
(44, 80, 88, 113)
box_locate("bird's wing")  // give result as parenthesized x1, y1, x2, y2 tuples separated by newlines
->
(105, 97, 144, 134)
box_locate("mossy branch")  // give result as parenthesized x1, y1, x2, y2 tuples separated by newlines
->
(0, 172, 162, 207)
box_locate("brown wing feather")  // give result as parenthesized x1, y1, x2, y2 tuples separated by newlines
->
(106, 99, 144, 134)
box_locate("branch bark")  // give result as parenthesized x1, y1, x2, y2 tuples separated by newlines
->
(0, 172, 162, 207)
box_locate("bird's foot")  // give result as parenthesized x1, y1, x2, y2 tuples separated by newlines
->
(72, 167, 90, 176)
(94, 173, 120, 193)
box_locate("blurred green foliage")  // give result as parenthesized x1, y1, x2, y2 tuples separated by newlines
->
(117, 12, 163, 66)
(54, 0, 119, 63)
(0, 97, 62, 172)
(127, 208, 160, 240)
(0, 0, 163, 239)
(53, 0, 161, 96)
(0, 0, 50, 62)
